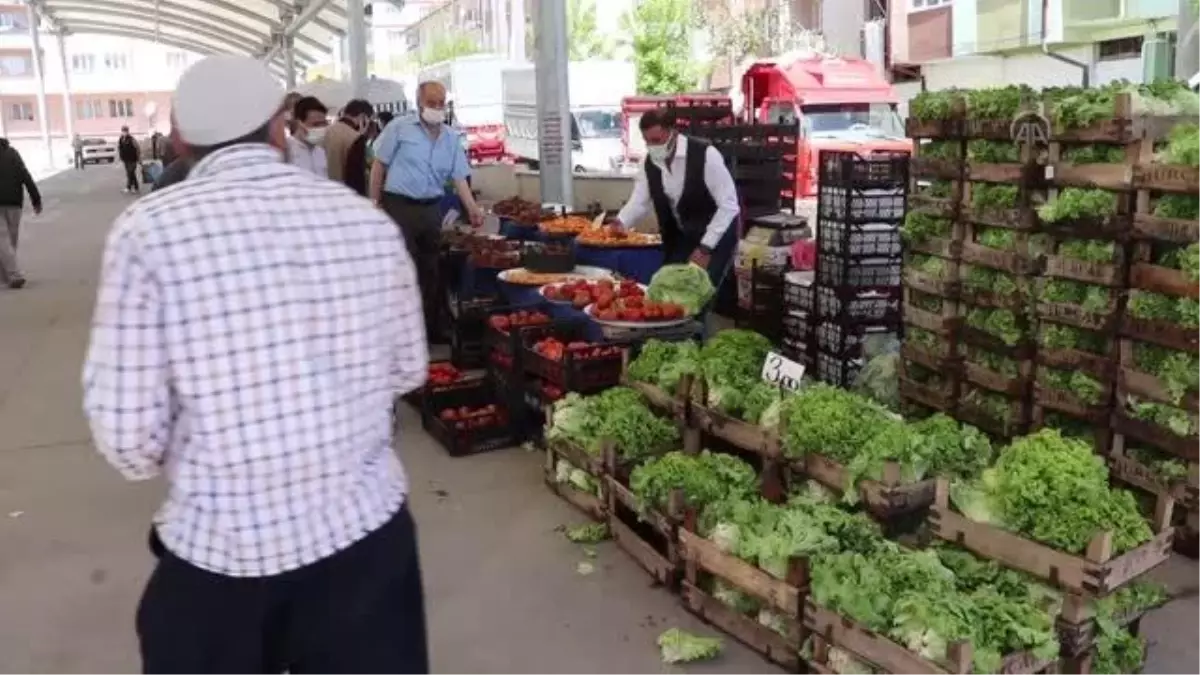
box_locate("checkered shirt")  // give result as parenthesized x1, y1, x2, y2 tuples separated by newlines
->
(82, 144, 427, 577)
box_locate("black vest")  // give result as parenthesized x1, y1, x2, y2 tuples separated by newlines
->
(645, 137, 719, 252)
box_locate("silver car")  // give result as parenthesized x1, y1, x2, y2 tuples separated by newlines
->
(79, 138, 117, 164)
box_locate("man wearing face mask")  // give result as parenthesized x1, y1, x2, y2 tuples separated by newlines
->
(287, 96, 330, 176)
(370, 80, 484, 342)
(613, 110, 741, 291)
(84, 55, 429, 673)
(326, 98, 373, 186)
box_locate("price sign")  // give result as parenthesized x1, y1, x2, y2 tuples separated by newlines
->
(481, 213, 501, 234)
(761, 351, 805, 391)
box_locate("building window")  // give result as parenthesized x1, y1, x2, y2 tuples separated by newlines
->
(103, 52, 129, 71)
(166, 50, 188, 69)
(0, 54, 32, 77)
(71, 53, 95, 73)
(109, 98, 134, 118)
(76, 98, 104, 120)
(911, 0, 951, 9)
(8, 102, 34, 121)
(0, 11, 19, 31)
(1098, 36, 1143, 61)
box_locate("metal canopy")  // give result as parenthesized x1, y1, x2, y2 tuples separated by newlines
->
(30, 0, 349, 70)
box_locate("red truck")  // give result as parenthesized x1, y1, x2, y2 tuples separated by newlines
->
(621, 53, 912, 196)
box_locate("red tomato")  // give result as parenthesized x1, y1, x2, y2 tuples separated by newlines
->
(624, 296, 644, 309)
(624, 308, 645, 321)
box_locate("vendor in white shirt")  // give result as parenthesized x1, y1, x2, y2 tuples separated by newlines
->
(287, 95, 329, 176)
(613, 110, 741, 290)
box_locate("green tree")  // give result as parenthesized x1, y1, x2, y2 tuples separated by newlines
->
(569, 0, 615, 60)
(621, 0, 696, 94)
(419, 33, 480, 66)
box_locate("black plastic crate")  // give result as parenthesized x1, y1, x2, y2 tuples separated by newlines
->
(781, 337, 813, 367)
(815, 320, 901, 358)
(449, 295, 503, 369)
(818, 186, 906, 223)
(483, 306, 556, 361)
(783, 310, 812, 343)
(813, 349, 864, 388)
(818, 150, 909, 189)
(784, 271, 815, 312)
(818, 220, 902, 257)
(522, 322, 625, 393)
(424, 378, 518, 456)
(818, 255, 902, 288)
(816, 286, 902, 322)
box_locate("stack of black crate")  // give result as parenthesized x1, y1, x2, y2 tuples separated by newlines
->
(810, 151, 909, 387)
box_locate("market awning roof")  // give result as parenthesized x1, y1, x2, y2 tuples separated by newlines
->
(28, 0, 350, 74)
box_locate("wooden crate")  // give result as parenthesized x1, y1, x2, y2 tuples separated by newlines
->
(689, 376, 781, 459)
(606, 477, 683, 588)
(677, 522, 807, 671)
(788, 454, 937, 520)
(543, 436, 608, 521)
(617, 369, 691, 420)
(804, 599, 1057, 674)
(928, 478, 1175, 611)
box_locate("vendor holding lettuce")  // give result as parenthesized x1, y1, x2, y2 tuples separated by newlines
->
(612, 110, 741, 291)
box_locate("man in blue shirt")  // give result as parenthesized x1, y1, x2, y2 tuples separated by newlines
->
(371, 80, 483, 341)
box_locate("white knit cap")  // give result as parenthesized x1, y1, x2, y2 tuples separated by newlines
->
(173, 55, 284, 146)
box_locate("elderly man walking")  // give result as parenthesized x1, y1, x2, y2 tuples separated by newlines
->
(82, 55, 430, 674)
(370, 80, 485, 341)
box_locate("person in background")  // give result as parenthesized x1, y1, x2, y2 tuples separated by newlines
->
(283, 91, 302, 136)
(150, 130, 164, 161)
(370, 80, 484, 342)
(73, 134, 85, 170)
(325, 98, 373, 185)
(287, 96, 329, 176)
(0, 137, 42, 289)
(611, 110, 740, 291)
(117, 126, 141, 194)
(82, 54, 429, 673)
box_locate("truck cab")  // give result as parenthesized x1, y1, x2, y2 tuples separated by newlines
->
(741, 54, 912, 197)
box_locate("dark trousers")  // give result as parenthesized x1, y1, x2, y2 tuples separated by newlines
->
(381, 193, 443, 340)
(124, 161, 140, 191)
(137, 505, 428, 674)
(74, 150, 84, 169)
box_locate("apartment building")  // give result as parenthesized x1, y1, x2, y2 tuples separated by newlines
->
(889, 0, 1183, 92)
(0, 2, 198, 142)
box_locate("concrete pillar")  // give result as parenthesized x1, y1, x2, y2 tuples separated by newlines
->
(534, 0, 572, 206)
(346, 0, 368, 97)
(56, 32, 75, 144)
(284, 37, 297, 89)
(26, 5, 53, 169)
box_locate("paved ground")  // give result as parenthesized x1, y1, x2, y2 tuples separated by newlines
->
(0, 166, 1196, 673)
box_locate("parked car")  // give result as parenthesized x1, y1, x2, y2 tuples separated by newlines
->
(80, 138, 117, 164)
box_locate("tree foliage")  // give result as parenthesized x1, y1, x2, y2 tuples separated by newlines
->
(621, 0, 696, 95)
(419, 33, 480, 67)
(568, 0, 615, 60)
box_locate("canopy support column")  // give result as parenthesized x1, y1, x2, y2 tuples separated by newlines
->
(26, 4, 53, 169)
(284, 37, 297, 90)
(346, 0, 368, 98)
(534, 0, 573, 207)
(56, 31, 75, 144)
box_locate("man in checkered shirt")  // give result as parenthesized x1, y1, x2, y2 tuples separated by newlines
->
(82, 55, 430, 673)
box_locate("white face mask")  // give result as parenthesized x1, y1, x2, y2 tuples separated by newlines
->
(304, 126, 327, 145)
(646, 144, 670, 164)
(421, 107, 446, 125)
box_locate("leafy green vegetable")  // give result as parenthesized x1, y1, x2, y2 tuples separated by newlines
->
(1063, 145, 1124, 164)
(626, 339, 699, 395)
(968, 140, 1019, 163)
(1127, 395, 1199, 437)
(781, 384, 890, 462)
(694, 329, 773, 416)
(952, 430, 1153, 554)
(546, 388, 679, 461)
(963, 265, 1020, 297)
(972, 185, 1018, 213)
(908, 252, 950, 279)
(1132, 342, 1199, 403)
(1039, 324, 1108, 354)
(1161, 122, 1199, 166)
(966, 307, 1023, 346)
(554, 459, 600, 496)
(647, 263, 715, 315)
(1092, 628, 1145, 674)
(1038, 188, 1118, 223)
(902, 212, 952, 244)
(656, 628, 722, 664)
(1039, 278, 1112, 315)
(629, 450, 756, 513)
(1058, 239, 1114, 264)
(564, 522, 610, 543)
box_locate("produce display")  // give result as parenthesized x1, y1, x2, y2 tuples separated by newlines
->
(950, 429, 1152, 554)
(426, 362, 463, 387)
(646, 263, 716, 315)
(540, 214, 595, 236)
(628, 450, 757, 513)
(546, 387, 680, 463)
(626, 339, 700, 396)
(500, 269, 599, 286)
(531, 338, 621, 363)
(468, 237, 522, 269)
(690, 329, 775, 420)
(577, 226, 662, 248)
(436, 403, 505, 431)
(586, 297, 688, 323)
(542, 277, 645, 309)
(487, 309, 552, 334)
(492, 196, 542, 223)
